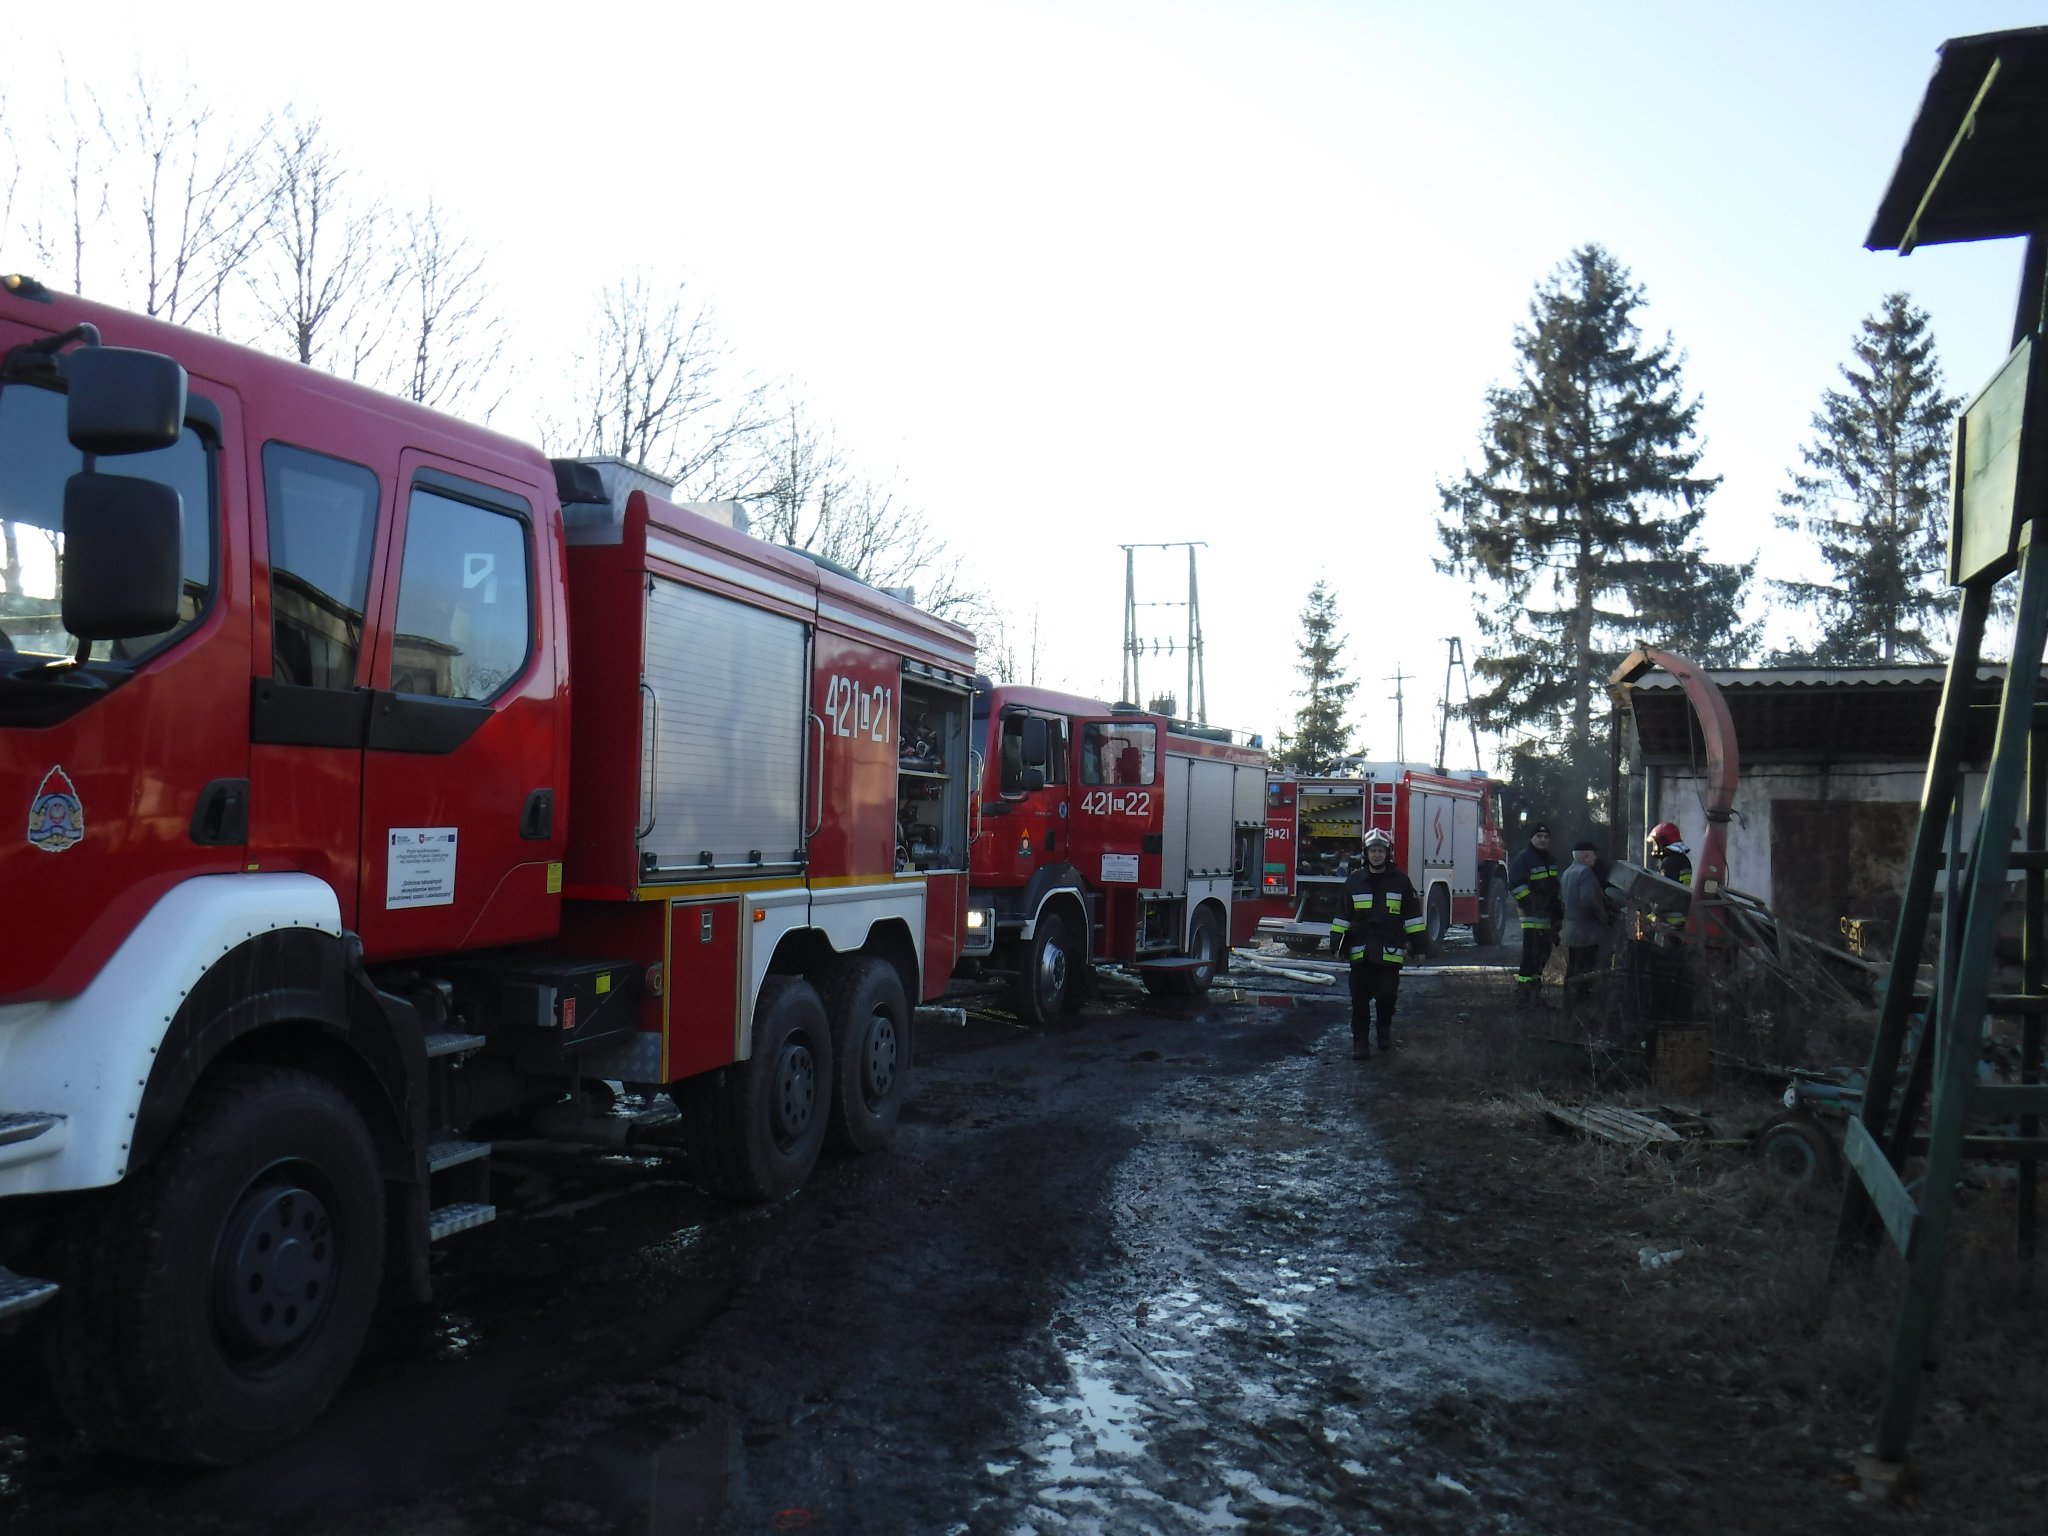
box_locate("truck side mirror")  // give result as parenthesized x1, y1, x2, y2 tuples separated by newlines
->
(62, 472, 183, 639)
(64, 347, 188, 455)
(1021, 716, 1049, 770)
(1021, 768, 1046, 793)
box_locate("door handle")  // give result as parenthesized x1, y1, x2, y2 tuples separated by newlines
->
(189, 778, 250, 847)
(520, 788, 555, 841)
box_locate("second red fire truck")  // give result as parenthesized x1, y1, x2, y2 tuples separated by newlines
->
(960, 684, 1268, 1021)
(1259, 764, 1510, 951)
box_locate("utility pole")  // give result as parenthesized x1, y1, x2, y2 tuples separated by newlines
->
(1387, 665, 1409, 763)
(1436, 637, 1482, 771)
(1121, 542, 1208, 722)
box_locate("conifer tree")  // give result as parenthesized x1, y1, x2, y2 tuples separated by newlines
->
(1276, 581, 1355, 773)
(1437, 244, 1756, 818)
(1774, 293, 1960, 663)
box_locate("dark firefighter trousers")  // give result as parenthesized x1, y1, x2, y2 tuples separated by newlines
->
(1349, 959, 1401, 1050)
(1517, 926, 1555, 999)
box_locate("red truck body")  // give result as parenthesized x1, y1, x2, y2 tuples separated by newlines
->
(961, 682, 1267, 1021)
(0, 277, 974, 1461)
(1257, 765, 1511, 950)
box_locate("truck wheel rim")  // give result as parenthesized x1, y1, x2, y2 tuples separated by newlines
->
(774, 1039, 818, 1145)
(215, 1178, 339, 1357)
(1037, 940, 1068, 1003)
(862, 1008, 898, 1104)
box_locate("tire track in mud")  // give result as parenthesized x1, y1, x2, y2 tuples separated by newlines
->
(967, 1039, 1587, 1534)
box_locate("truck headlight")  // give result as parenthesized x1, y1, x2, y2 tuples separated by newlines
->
(966, 907, 989, 931)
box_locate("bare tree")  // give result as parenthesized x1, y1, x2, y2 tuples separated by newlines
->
(977, 608, 1042, 684)
(248, 112, 396, 371)
(381, 199, 503, 415)
(748, 396, 980, 622)
(94, 67, 266, 327)
(1, 87, 22, 268)
(24, 75, 105, 296)
(556, 275, 770, 496)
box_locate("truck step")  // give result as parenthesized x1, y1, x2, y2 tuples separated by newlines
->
(423, 1031, 487, 1059)
(426, 1137, 491, 1173)
(0, 1265, 58, 1322)
(912, 1004, 968, 1029)
(427, 1202, 496, 1241)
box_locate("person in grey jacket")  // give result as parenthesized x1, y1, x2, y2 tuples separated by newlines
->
(1560, 840, 1615, 1027)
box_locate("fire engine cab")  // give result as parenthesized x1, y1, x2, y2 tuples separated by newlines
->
(1259, 764, 1509, 952)
(0, 276, 973, 1462)
(960, 683, 1267, 1021)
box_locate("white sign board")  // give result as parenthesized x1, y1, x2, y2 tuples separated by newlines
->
(1101, 852, 1139, 884)
(387, 827, 458, 909)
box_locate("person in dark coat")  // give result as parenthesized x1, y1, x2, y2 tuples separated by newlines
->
(1327, 827, 1427, 1058)
(1506, 822, 1561, 1006)
(1560, 839, 1616, 1029)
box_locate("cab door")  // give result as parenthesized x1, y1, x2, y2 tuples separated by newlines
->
(1070, 715, 1164, 889)
(354, 457, 565, 961)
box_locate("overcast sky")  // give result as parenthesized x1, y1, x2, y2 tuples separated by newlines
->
(8, 2, 2042, 761)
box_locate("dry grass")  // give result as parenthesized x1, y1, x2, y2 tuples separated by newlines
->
(1375, 961, 2048, 1526)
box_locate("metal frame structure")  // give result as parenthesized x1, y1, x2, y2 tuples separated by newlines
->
(1833, 24, 2048, 1474)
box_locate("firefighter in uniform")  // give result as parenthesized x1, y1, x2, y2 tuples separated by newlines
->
(1635, 821, 1695, 1035)
(1646, 821, 1693, 905)
(1507, 822, 1561, 1005)
(1327, 827, 1427, 1058)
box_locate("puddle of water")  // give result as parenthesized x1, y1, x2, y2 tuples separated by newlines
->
(982, 1047, 1576, 1528)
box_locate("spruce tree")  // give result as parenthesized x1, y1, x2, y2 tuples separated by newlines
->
(1437, 244, 1756, 820)
(1774, 294, 1960, 663)
(1276, 581, 1356, 773)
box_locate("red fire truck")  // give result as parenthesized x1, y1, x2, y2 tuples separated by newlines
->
(0, 275, 975, 1462)
(960, 683, 1268, 1020)
(1258, 764, 1510, 951)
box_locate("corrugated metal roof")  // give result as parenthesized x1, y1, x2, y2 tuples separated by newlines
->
(1617, 664, 2040, 764)
(1624, 663, 2015, 693)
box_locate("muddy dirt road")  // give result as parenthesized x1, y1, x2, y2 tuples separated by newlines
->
(0, 951, 1978, 1534)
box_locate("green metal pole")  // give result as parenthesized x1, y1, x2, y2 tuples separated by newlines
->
(1875, 537, 2048, 1460)
(2024, 721, 2044, 1264)
(1837, 583, 1992, 1255)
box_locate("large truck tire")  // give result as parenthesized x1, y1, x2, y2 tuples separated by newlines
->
(1425, 886, 1451, 948)
(677, 976, 834, 1202)
(1473, 872, 1512, 947)
(1015, 909, 1079, 1026)
(44, 1066, 386, 1465)
(1143, 906, 1224, 998)
(822, 955, 910, 1155)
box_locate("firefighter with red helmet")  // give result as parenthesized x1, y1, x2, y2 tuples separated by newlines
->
(1632, 820, 1696, 1047)
(1327, 827, 1427, 1058)
(1507, 822, 1562, 1005)
(1646, 821, 1693, 918)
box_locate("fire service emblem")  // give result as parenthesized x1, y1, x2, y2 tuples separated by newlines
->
(27, 765, 85, 853)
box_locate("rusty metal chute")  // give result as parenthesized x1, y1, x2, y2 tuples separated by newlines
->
(1608, 645, 1738, 940)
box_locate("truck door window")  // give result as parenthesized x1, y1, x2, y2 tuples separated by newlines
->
(998, 714, 1069, 795)
(391, 487, 532, 702)
(0, 379, 213, 664)
(1080, 722, 1156, 785)
(263, 443, 379, 688)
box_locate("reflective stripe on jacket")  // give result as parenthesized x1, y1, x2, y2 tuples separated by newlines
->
(1330, 862, 1425, 965)
(1507, 842, 1561, 930)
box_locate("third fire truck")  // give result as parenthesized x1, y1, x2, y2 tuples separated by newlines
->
(960, 684, 1268, 1020)
(1259, 763, 1509, 951)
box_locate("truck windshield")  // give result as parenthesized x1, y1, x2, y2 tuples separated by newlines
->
(0, 378, 213, 666)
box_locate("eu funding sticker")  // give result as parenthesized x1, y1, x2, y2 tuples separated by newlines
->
(387, 828, 458, 909)
(1101, 852, 1139, 884)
